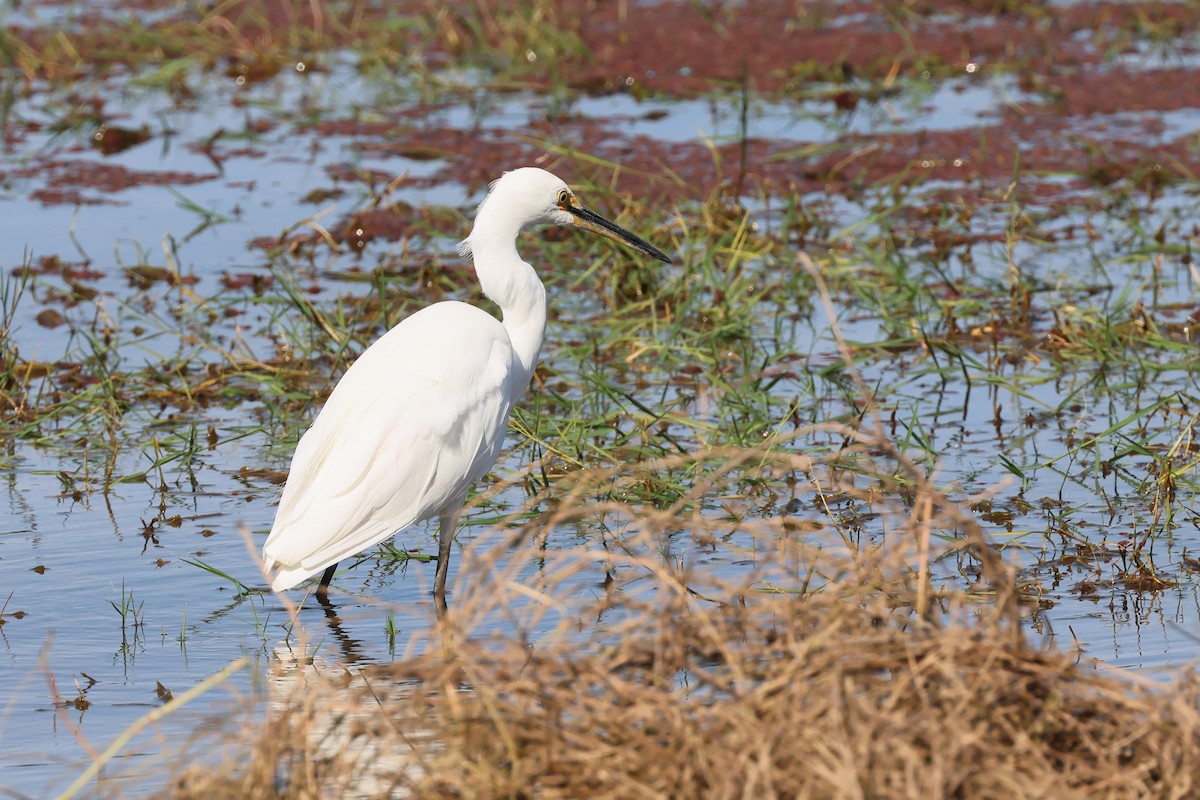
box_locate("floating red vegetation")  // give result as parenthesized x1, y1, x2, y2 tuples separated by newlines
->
(3, 0, 1199, 238)
(91, 123, 151, 155)
(5, 159, 216, 205)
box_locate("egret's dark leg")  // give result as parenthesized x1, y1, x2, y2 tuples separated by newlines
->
(433, 510, 461, 617)
(316, 562, 338, 600)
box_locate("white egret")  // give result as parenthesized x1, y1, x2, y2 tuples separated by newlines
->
(262, 167, 671, 612)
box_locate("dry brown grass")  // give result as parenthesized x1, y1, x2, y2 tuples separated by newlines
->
(158, 432, 1200, 800)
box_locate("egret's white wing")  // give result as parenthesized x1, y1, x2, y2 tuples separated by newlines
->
(262, 301, 517, 590)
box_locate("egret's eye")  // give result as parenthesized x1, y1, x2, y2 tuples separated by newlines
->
(556, 189, 571, 206)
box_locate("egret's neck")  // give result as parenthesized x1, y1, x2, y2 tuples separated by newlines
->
(465, 224, 547, 393)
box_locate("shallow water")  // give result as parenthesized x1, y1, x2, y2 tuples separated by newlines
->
(4, 2, 1200, 796)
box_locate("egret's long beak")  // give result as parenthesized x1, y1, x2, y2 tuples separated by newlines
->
(566, 205, 672, 263)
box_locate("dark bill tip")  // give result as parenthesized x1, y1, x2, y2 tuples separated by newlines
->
(568, 205, 673, 264)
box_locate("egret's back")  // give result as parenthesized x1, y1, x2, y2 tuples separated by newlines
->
(262, 301, 518, 592)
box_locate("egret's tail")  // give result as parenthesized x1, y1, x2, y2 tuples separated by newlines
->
(262, 556, 311, 593)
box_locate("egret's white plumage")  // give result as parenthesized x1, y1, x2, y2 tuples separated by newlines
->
(261, 167, 670, 611)
(263, 302, 515, 590)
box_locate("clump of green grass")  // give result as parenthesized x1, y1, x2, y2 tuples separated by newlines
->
(5, 153, 1198, 593)
(2, 0, 587, 101)
(0, 269, 29, 417)
(109, 579, 145, 631)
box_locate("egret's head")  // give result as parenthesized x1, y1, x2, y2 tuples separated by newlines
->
(468, 167, 671, 263)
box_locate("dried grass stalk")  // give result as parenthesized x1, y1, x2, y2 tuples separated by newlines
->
(163, 439, 1200, 799)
